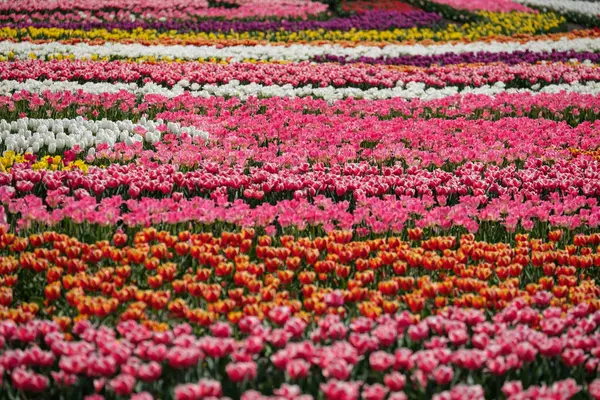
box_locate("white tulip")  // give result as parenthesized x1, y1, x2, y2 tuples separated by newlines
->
(513, 0, 600, 16)
(1, 37, 600, 62)
(0, 117, 208, 154)
(2, 78, 600, 102)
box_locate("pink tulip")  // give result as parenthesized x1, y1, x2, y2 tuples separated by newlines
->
(362, 383, 389, 400)
(432, 365, 454, 385)
(109, 373, 136, 396)
(369, 351, 395, 372)
(388, 393, 408, 400)
(131, 392, 154, 400)
(384, 372, 406, 391)
(320, 380, 362, 400)
(502, 381, 524, 397)
(286, 359, 310, 380)
(225, 361, 257, 383)
(11, 368, 49, 392)
(589, 379, 600, 400)
(137, 361, 162, 382)
(166, 347, 201, 369)
(323, 359, 352, 381)
(210, 322, 232, 338)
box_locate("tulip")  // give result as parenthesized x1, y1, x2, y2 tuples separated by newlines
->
(131, 393, 154, 400)
(502, 381, 523, 397)
(225, 361, 257, 383)
(137, 362, 162, 382)
(589, 379, 600, 400)
(384, 372, 406, 391)
(323, 359, 353, 381)
(11, 368, 48, 392)
(362, 383, 389, 400)
(109, 373, 136, 396)
(369, 351, 395, 372)
(320, 380, 362, 400)
(432, 365, 454, 386)
(286, 359, 310, 380)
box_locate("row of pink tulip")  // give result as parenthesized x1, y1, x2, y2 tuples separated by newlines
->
(3, 153, 600, 234)
(0, 11, 110, 23)
(64, 156, 599, 201)
(9, 147, 598, 206)
(5, 90, 600, 124)
(5, 110, 597, 168)
(0, 0, 327, 18)
(6, 188, 598, 235)
(141, 115, 600, 167)
(1, 301, 600, 399)
(2, 60, 597, 89)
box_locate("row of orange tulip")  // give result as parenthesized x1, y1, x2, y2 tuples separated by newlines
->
(1, 226, 599, 331)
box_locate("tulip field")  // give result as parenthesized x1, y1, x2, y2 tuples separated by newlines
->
(3, 0, 600, 399)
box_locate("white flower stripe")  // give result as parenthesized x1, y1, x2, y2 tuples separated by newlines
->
(2, 37, 600, 62)
(0, 117, 209, 154)
(513, 0, 600, 16)
(3, 78, 600, 102)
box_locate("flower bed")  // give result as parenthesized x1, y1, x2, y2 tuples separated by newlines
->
(0, 11, 566, 43)
(512, 0, 600, 28)
(0, 0, 329, 19)
(0, 0, 600, 399)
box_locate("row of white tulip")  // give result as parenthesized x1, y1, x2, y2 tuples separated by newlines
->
(513, 0, 600, 16)
(1, 36, 599, 62)
(0, 117, 208, 154)
(2, 78, 600, 101)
